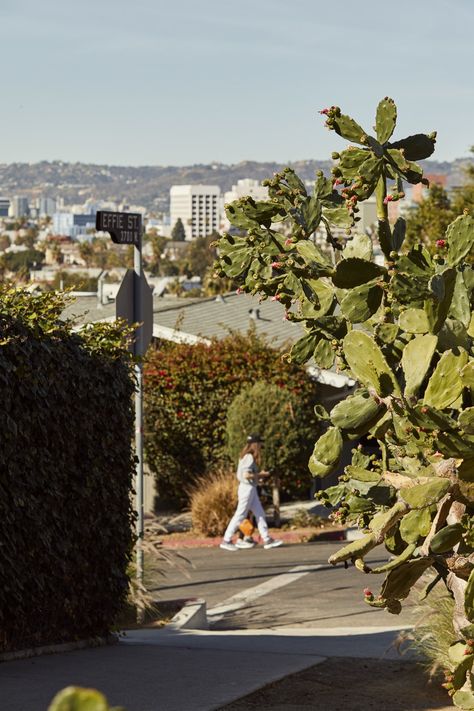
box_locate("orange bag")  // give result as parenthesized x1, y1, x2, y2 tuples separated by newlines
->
(239, 518, 255, 537)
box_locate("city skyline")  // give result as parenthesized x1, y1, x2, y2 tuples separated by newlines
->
(0, 0, 472, 166)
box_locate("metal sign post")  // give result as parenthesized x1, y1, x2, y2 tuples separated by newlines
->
(96, 210, 152, 623)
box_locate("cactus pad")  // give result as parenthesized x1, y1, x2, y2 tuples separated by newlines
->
(423, 349, 467, 409)
(400, 478, 451, 509)
(343, 331, 400, 397)
(330, 390, 384, 433)
(446, 213, 474, 267)
(332, 258, 385, 289)
(399, 308, 430, 334)
(375, 97, 397, 144)
(309, 426, 343, 478)
(401, 333, 437, 399)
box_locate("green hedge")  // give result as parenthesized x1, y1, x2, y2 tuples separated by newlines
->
(226, 381, 316, 497)
(0, 287, 135, 653)
(144, 329, 319, 506)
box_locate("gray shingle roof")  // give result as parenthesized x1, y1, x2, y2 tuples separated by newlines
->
(63, 292, 304, 347)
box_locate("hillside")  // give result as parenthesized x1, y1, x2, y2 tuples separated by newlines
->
(0, 157, 471, 212)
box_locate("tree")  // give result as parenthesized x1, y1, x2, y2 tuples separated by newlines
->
(226, 381, 315, 497)
(185, 233, 217, 278)
(0, 248, 44, 273)
(216, 98, 474, 709)
(78, 241, 94, 267)
(0, 234, 10, 251)
(171, 217, 186, 242)
(404, 183, 456, 253)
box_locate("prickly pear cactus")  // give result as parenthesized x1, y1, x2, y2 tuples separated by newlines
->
(215, 98, 474, 708)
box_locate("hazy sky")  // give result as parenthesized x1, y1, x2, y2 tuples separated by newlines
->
(1, 0, 472, 166)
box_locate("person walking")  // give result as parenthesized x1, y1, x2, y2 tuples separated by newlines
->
(220, 433, 283, 551)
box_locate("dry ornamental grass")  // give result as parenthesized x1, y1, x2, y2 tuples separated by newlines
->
(189, 468, 238, 537)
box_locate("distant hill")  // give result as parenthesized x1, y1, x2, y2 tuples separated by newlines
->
(0, 157, 472, 212)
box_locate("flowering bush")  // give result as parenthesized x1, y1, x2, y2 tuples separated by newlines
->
(144, 328, 318, 507)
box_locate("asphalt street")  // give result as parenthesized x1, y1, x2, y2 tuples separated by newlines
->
(147, 540, 418, 631)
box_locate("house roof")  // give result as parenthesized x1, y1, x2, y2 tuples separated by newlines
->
(63, 291, 303, 348)
(63, 291, 354, 389)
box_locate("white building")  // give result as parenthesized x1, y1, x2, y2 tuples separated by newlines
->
(9, 196, 29, 218)
(224, 178, 268, 204)
(38, 197, 57, 217)
(222, 178, 269, 231)
(170, 184, 220, 240)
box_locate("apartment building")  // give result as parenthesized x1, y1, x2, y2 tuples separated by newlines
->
(170, 184, 220, 240)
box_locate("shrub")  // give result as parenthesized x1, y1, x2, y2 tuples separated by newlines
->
(0, 286, 135, 652)
(189, 468, 238, 536)
(226, 381, 315, 498)
(144, 328, 319, 507)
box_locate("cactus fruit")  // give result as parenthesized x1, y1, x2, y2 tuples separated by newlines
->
(217, 97, 473, 710)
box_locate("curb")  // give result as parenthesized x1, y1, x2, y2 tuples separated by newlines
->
(0, 634, 118, 663)
(168, 598, 208, 630)
(160, 527, 346, 549)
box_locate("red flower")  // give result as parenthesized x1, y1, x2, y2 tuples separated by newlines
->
(436, 239, 446, 248)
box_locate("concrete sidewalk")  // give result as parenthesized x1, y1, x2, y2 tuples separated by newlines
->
(0, 624, 410, 711)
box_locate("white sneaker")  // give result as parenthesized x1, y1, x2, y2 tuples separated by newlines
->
(235, 539, 256, 549)
(220, 541, 239, 551)
(263, 538, 283, 549)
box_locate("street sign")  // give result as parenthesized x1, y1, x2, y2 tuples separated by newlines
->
(96, 210, 142, 245)
(116, 268, 154, 356)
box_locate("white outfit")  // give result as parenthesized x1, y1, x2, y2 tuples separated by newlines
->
(223, 453, 270, 543)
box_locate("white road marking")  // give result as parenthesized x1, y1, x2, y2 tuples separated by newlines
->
(207, 564, 327, 622)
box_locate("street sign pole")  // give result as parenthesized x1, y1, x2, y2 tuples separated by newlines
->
(134, 228, 145, 623)
(96, 210, 153, 624)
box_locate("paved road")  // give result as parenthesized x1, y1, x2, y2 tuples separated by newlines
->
(147, 540, 418, 632)
(0, 540, 420, 711)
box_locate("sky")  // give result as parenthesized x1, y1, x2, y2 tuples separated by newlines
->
(0, 0, 472, 166)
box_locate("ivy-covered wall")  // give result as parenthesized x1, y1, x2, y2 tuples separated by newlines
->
(0, 287, 135, 653)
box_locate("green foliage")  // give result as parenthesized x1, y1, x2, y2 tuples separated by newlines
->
(0, 285, 135, 653)
(184, 232, 218, 278)
(405, 184, 457, 253)
(225, 381, 317, 496)
(48, 686, 125, 711)
(0, 247, 44, 272)
(171, 217, 186, 242)
(50, 270, 98, 292)
(215, 97, 474, 709)
(144, 329, 319, 506)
